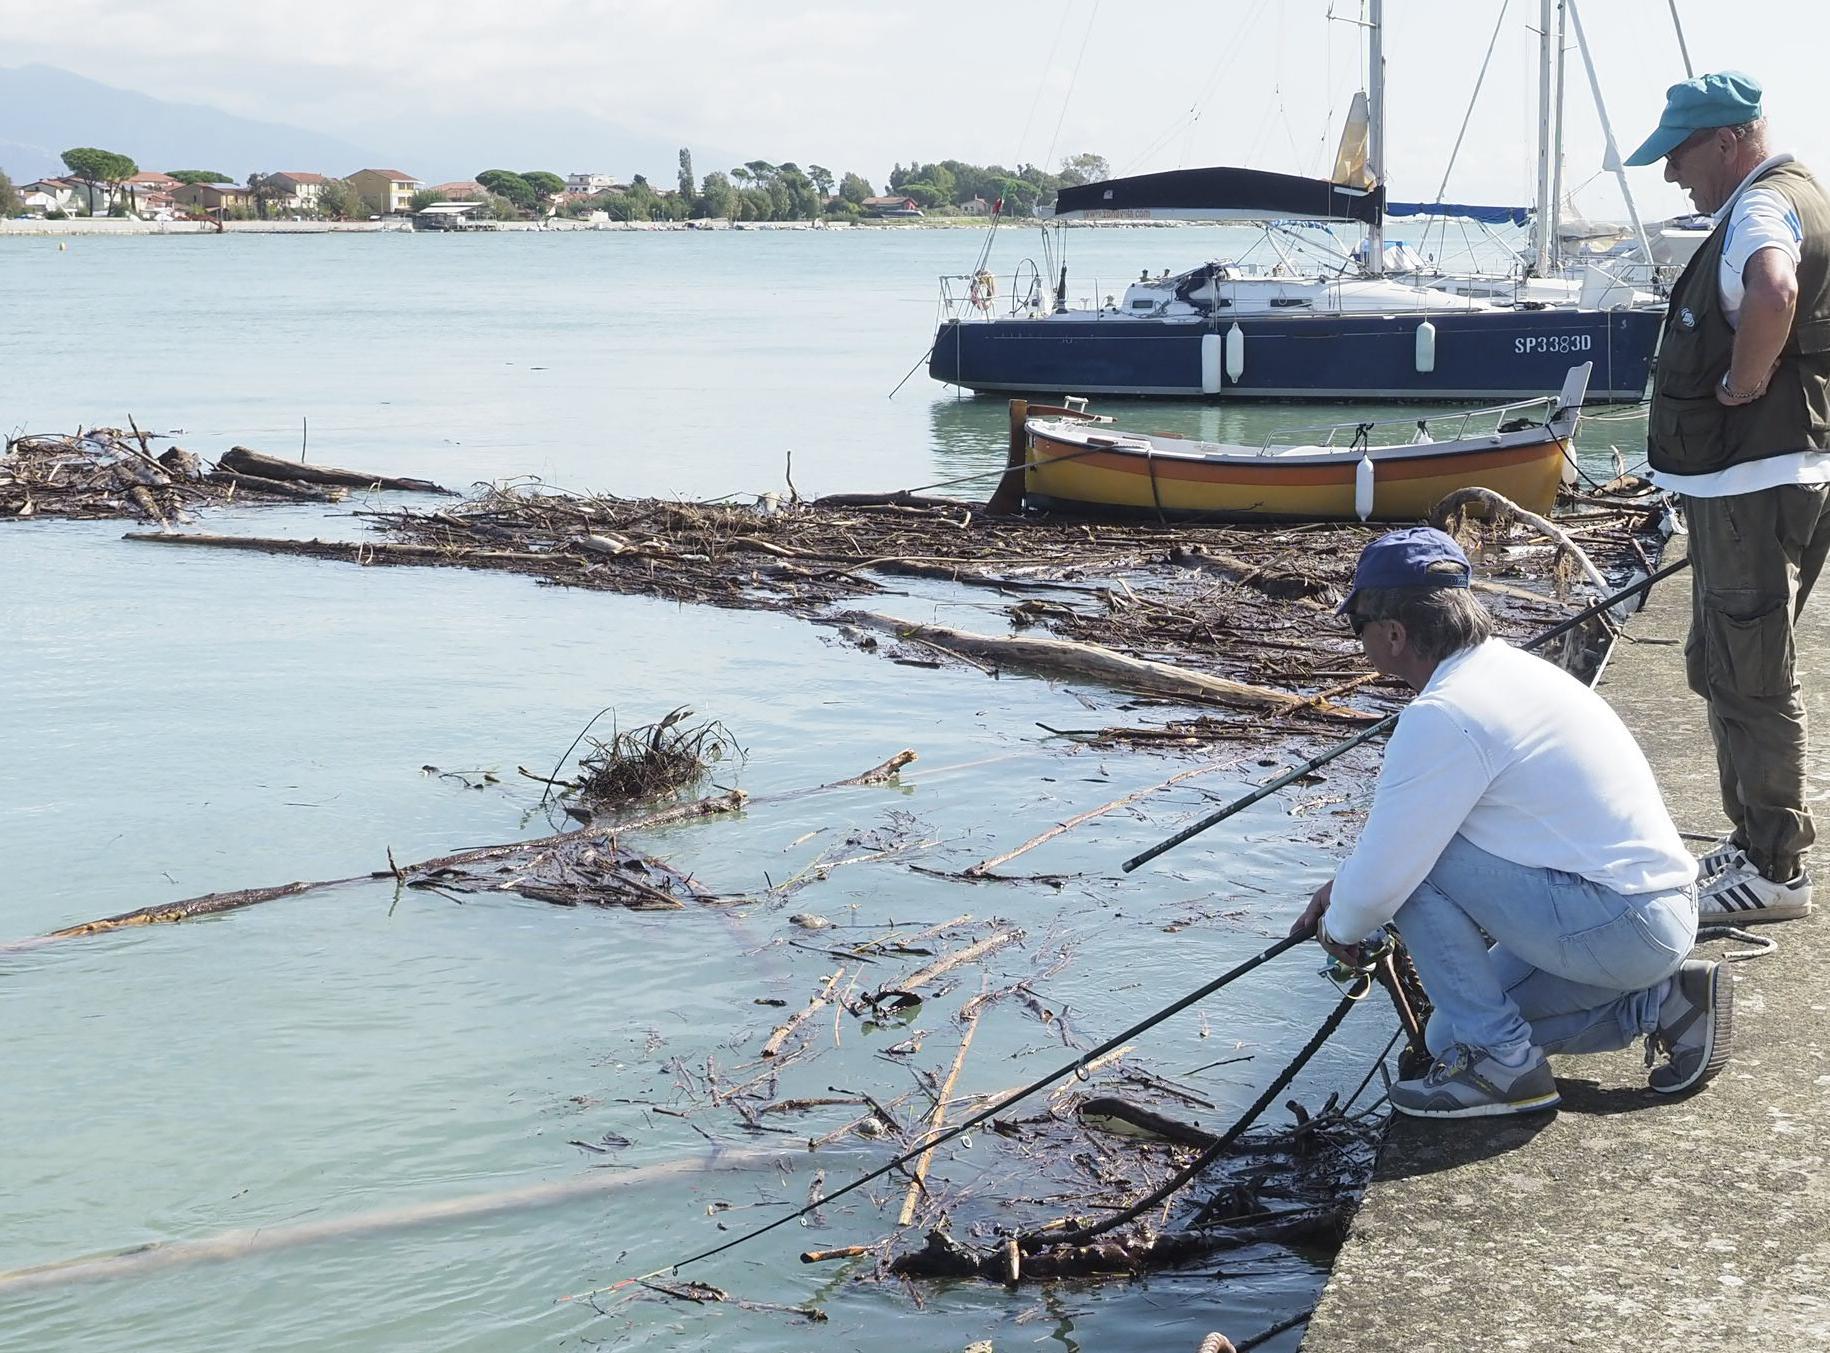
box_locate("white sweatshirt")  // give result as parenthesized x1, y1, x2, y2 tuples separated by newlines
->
(1325, 638, 1697, 943)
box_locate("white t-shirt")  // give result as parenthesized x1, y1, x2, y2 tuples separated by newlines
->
(1323, 639, 1696, 944)
(1650, 151, 1830, 498)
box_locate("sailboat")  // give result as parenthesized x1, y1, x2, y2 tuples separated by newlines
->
(928, 0, 1663, 403)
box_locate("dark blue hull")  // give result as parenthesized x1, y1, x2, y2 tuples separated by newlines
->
(929, 307, 1661, 402)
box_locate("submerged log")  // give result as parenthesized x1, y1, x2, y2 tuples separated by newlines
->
(897, 993, 990, 1226)
(123, 532, 550, 566)
(885, 930, 1020, 996)
(205, 470, 348, 503)
(0, 1146, 822, 1294)
(761, 968, 845, 1058)
(888, 1209, 1348, 1280)
(34, 878, 364, 943)
(1077, 1096, 1220, 1149)
(833, 612, 1370, 720)
(819, 749, 916, 788)
(219, 446, 453, 495)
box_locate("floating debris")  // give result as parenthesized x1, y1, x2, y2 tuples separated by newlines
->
(122, 474, 1670, 725)
(2, 427, 451, 524)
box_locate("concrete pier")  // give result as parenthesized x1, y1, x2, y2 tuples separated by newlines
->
(1305, 549, 1830, 1351)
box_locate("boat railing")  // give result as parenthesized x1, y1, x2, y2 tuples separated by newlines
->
(939, 271, 1054, 322)
(1256, 392, 1561, 454)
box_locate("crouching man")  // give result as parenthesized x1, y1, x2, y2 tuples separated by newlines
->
(1292, 528, 1726, 1118)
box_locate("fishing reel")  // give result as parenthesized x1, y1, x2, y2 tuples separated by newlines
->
(1318, 929, 1397, 1000)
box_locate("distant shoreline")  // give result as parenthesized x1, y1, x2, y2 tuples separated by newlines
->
(0, 216, 1208, 239)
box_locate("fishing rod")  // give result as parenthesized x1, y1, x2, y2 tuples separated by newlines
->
(1122, 554, 1692, 872)
(661, 921, 1317, 1274)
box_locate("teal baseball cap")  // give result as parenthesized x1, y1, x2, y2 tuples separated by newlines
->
(1624, 71, 1764, 166)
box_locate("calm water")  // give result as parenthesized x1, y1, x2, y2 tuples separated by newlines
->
(0, 228, 1632, 1352)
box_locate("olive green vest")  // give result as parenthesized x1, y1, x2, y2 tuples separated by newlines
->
(1648, 160, 1830, 476)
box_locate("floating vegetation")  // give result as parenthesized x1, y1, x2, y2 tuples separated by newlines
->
(570, 707, 742, 809)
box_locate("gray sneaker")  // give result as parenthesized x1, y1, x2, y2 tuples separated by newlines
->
(1389, 1043, 1561, 1119)
(1696, 837, 1746, 882)
(1646, 959, 1734, 1094)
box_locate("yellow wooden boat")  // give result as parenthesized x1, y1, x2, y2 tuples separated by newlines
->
(1023, 363, 1590, 522)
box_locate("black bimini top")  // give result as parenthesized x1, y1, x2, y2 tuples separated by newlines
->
(1053, 167, 1385, 225)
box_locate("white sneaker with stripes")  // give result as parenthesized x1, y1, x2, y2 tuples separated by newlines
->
(1698, 861, 1813, 925)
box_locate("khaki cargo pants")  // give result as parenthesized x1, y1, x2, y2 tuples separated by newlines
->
(1684, 484, 1830, 881)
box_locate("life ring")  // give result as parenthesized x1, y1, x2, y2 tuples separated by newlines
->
(969, 269, 997, 314)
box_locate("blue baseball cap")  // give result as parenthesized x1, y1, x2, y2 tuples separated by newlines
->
(1623, 71, 1764, 167)
(1338, 527, 1472, 615)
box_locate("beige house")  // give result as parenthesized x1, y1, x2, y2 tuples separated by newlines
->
(123, 172, 183, 209)
(268, 172, 331, 213)
(173, 182, 253, 213)
(347, 168, 422, 216)
(424, 179, 486, 201)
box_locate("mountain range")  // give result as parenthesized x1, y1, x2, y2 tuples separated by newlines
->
(0, 64, 729, 187)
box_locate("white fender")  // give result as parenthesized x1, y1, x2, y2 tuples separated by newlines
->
(1199, 333, 1223, 395)
(1414, 319, 1437, 374)
(1559, 442, 1580, 487)
(1354, 453, 1376, 521)
(1224, 323, 1245, 383)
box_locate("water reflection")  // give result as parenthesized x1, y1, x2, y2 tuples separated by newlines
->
(923, 393, 1500, 485)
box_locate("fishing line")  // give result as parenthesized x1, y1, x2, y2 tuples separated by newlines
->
(652, 924, 1316, 1274)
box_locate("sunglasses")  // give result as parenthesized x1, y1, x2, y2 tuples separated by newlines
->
(1666, 127, 1719, 164)
(1348, 611, 1373, 637)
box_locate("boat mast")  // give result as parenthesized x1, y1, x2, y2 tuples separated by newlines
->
(1667, 0, 1694, 76)
(1548, 0, 1568, 272)
(1533, 0, 1555, 275)
(1365, 0, 1386, 276)
(1565, 0, 1652, 264)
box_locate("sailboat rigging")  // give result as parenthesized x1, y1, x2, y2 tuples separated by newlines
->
(927, 0, 1666, 403)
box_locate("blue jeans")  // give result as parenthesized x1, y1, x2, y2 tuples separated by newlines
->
(1392, 835, 1697, 1060)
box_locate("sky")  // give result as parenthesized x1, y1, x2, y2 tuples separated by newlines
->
(3, 0, 1823, 217)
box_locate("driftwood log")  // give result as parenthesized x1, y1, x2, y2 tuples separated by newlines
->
(219, 446, 453, 495)
(123, 533, 550, 566)
(897, 992, 992, 1225)
(761, 968, 845, 1058)
(887, 1210, 1348, 1279)
(13, 789, 750, 949)
(0, 1146, 825, 1294)
(833, 612, 1370, 720)
(1430, 486, 1609, 593)
(206, 470, 347, 503)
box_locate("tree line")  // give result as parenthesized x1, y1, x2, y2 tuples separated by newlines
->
(3, 146, 1114, 223)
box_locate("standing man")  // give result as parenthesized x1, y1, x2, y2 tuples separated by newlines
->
(1628, 72, 1830, 924)
(1292, 529, 1718, 1119)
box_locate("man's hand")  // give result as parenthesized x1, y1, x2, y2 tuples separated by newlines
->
(1291, 879, 1332, 938)
(1293, 879, 1366, 965)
